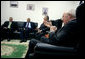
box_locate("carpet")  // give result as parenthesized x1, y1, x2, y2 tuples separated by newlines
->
(1, 40, 29, 58)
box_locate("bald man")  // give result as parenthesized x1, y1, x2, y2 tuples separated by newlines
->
(49, 10, 76, 33)
(20, 18, 36, 43)
(62, 12, 76, 25)
(48, 10, 76, 40)
(1, 17, 17, 41)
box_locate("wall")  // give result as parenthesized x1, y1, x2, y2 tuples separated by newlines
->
(1, 1, 79, 27)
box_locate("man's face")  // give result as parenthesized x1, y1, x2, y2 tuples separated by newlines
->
(27, 18, 30, 22)
(43, 16, 48, 22)
(9, 17, 13, 22)
(62, 13, 70, 24)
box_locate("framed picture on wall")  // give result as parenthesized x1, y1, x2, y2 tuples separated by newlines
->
(27, 4, 35, 10)
(10, 1, 18, 8)
(42, 7, 48, 15)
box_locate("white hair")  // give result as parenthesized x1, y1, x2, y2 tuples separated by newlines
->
(68, 9, 76, 18)
(65, 9, 76, 18)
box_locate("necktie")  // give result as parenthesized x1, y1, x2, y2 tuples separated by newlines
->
(8, 22, 12, 28)
(26, 22, 29, 28)
(27, 23, 29, 28)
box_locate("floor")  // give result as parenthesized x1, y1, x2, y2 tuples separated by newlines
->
(1, 39, 30, 58)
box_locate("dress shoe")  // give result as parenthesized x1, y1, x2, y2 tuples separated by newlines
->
(24, 39, 27, 42)
(20, 40, 24, 43)
(7, 39, 10, 41)
(29, 53, 35, 58)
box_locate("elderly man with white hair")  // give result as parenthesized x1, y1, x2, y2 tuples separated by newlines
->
(45, 9, 76, 33)
(62, 9, 76, 25)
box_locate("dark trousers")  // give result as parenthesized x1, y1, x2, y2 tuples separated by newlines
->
(1, 28, 14, 40)
(35, 32, 47, 40)
(25, 37, 52, 58)
(35, 33, 44, 40)
(20, 28, 33, 41)
(25, 39, 41, 58)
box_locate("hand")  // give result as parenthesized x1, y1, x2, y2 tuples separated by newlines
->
(35, 27, 39, 30)
(38, 29, 42, 33)
(24, 28, 25, 30)
(44, 21, 52, 28)
(50, 26, 57, 32)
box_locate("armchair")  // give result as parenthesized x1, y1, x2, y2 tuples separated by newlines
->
(34, 43, 76, 56)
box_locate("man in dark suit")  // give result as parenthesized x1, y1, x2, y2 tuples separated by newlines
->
(35, 16, 50, 40)
(25, 9, 78, 58)
(1, 17, 17, 41)
(36, 16, 63, 40)
(47, 10, 76, 40)
(20, 18, 36, 43)
(47, 10, 76, 43)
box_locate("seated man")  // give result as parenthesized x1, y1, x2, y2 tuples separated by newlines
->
(25, 9, 78, 58)
(20, 18, 36, 43)
(47, 9, 76, 33)
(1, 17, 17, 41)
(41, 9, 76, 43)
(35, 15, 51, 40)
(44, 9, 76, 39)
(43, 19, 63, 39)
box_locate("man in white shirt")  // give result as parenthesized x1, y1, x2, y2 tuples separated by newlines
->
(1, 17, 17, 41)
(20, 18, 36, 43)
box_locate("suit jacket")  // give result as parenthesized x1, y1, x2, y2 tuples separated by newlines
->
(1, 21, 18, 31)
(23, 22, 36, 30)
(50, 19, 79, 47)
(51, 19, 63, 32)
(39, 23, 50, 32)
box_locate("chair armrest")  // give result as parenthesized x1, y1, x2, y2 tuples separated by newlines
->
(34, 43, 76, 55)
